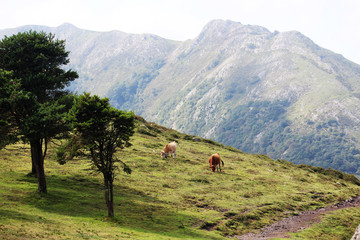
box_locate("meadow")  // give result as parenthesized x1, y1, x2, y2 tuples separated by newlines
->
(1, 117, 360, 239)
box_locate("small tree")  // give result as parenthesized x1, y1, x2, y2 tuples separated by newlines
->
(64, 93, 135, 217)
(0, 31, 78, 193)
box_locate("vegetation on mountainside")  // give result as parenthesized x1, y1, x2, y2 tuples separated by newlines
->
(215, 100, 360, 175)
(107, 63, 163, 110)
(1, 117, 360, 239)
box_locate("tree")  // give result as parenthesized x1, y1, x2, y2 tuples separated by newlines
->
(61, 93, 135, 217)
(0, 31, 78, 193)
(0, 70, 19, 148)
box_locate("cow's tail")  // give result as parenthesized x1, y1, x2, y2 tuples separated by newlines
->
(221, 160, 224, 167)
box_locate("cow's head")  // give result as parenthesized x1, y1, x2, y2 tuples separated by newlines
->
(209, 165, 216, 172)
(161, 151, 168, 158)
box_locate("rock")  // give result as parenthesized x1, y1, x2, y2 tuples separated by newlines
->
(352, 225, 360, 240)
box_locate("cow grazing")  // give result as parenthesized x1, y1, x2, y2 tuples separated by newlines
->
(161, 141, 177, 158)
(208, 153, 224, 172)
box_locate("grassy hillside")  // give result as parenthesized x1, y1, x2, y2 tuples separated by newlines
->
(1, 117, 360, 239)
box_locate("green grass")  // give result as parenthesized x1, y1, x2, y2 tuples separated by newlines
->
(1, 118, 360, 239)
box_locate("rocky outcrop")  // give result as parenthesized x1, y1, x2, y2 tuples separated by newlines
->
(352, 225, 360, 240)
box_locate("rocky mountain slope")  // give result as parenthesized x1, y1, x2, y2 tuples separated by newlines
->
(1, 20, 360, 174)
(0, 23, 179, 97)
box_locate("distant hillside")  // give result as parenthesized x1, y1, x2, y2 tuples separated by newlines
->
(1, 117, 360, 239)
(1, 20, 360, 174)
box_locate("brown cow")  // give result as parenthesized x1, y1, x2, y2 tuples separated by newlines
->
(208, 153, 224, 172)
(161, 141, 177, 158)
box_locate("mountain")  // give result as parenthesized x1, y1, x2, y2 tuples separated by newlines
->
(1, 20, 360, 174)
(0, 23, 179, 97)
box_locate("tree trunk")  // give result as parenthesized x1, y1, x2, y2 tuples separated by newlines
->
(109, 180, 114, 217)
(30, 148, 37, 175)
(104, 176, 114, 217)
(30, 139, 47, 193)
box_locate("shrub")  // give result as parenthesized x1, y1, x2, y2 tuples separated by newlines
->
(137, 127, 157, 137)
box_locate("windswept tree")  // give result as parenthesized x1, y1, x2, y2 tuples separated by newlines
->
(0, 31, 78, 193)
(59, 93, 135, 217)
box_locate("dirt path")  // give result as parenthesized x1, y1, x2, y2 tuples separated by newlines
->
(234, 196, 360, 240)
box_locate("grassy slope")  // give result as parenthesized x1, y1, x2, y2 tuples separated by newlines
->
(1, 117, 360, 240)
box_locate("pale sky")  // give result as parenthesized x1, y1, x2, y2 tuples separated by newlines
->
(1, 0, 360, 64)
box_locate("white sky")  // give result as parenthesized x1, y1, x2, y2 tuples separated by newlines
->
(1, 0, 360, 64)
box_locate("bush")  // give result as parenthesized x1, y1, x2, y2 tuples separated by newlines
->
(200, 221, 218, 230)
(202, 138, 222, 146)
(137, 127, 157, 137)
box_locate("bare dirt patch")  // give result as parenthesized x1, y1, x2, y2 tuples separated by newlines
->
(234, 196, 360, 240)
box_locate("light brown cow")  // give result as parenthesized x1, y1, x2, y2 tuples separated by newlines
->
(208, 153, 224, 172)
(161, 141, 177, 158)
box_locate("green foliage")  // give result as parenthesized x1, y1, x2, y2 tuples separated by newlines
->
(55, 136, 83, 165)
(0, 30, 78, 103)
(0, 70, 18, 148)
(66, 93, 135, 175)
(0, 30, 78, 144)
(72, 94, 128, 131)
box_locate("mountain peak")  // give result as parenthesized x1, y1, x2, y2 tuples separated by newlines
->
(195, 19, 271, 43)
(200, 19, 244, 34)
(204, 19, 243, 28)
(56, 23, 80, 31)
